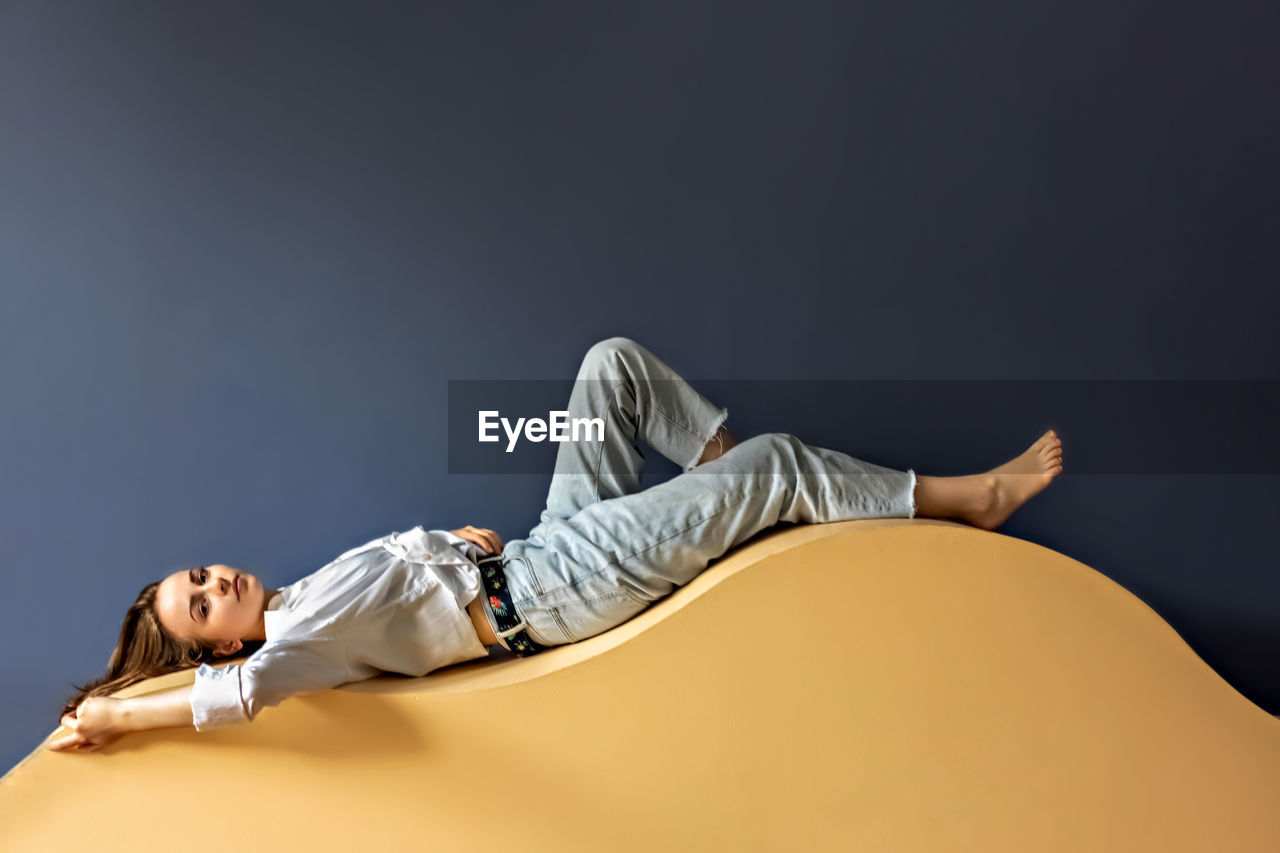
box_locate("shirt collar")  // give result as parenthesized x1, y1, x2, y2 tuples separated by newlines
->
(261, 589, 291, 643)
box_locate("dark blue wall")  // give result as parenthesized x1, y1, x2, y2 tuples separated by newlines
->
(3, 0, 1277, 774)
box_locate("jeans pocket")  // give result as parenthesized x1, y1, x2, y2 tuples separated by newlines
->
(500, 554, 546, 604)
(558, 587, 650, 643)
(620, 587, 652, 606)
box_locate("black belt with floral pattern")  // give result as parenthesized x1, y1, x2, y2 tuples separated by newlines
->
(476, 555, 548, 657)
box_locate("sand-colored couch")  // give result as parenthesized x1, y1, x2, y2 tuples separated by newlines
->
(4, 519, 1278, 851)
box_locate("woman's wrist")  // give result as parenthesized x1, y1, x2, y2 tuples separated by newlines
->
(111, 697, 138, 733)
(112, 684, 197, 731)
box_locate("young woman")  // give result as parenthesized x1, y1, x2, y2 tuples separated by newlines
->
(48, 336, 1064, 753)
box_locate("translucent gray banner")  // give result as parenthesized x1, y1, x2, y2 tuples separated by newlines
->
(447, 379, 1280, 475)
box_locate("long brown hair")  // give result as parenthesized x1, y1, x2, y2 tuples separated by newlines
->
(59, 574, 259, 719)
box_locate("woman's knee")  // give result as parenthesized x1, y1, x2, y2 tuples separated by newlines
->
(579, 336, 641, 377)
(759, 432, 801, 451)
(735, 432, 802, 465)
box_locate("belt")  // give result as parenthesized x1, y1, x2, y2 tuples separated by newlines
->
(476, 555, 548, 657)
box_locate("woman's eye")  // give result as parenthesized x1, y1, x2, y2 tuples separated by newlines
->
(200, 599, 208, 617)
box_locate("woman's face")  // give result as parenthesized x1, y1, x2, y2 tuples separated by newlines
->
(154, 564, 266, 655)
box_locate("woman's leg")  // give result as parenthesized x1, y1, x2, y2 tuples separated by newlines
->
(504, 432, 915, 644)
(501, 336, 1064, 646)
(507, 428, 1064, 645)
(502, 336, 737, 647)
(547, 432, 916, 602)
(531, 336, 733, 531)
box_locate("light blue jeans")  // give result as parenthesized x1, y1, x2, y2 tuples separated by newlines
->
(490, 337, 918, 649)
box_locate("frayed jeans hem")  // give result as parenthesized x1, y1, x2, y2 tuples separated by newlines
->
(683, 406, 730, 472)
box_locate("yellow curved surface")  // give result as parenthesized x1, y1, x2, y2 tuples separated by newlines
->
(4, 520, 1279, 852)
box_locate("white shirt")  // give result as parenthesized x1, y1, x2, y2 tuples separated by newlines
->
(190, 526, 493, 731)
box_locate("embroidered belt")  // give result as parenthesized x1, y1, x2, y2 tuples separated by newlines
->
(476, 555, 548, 657)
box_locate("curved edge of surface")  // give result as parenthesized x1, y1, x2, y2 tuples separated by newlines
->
(5, 519, 1279, 853)
(14, 519, 1280, 768)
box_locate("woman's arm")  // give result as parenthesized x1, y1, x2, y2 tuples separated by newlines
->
(47, 686, 194, 753)
(50, 638, 352, 754)
(119, 683, 195, 731)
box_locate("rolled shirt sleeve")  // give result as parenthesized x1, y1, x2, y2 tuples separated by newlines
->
(190, 638, 351, 732)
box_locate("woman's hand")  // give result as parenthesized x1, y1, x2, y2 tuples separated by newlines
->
(47, 697, 126, 754)
(449, 525, 504, 556)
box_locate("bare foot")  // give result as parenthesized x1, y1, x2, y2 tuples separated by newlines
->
(964, 430, 1064, 530)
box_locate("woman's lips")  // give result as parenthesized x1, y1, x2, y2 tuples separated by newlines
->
(234, 576, 241, 600)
